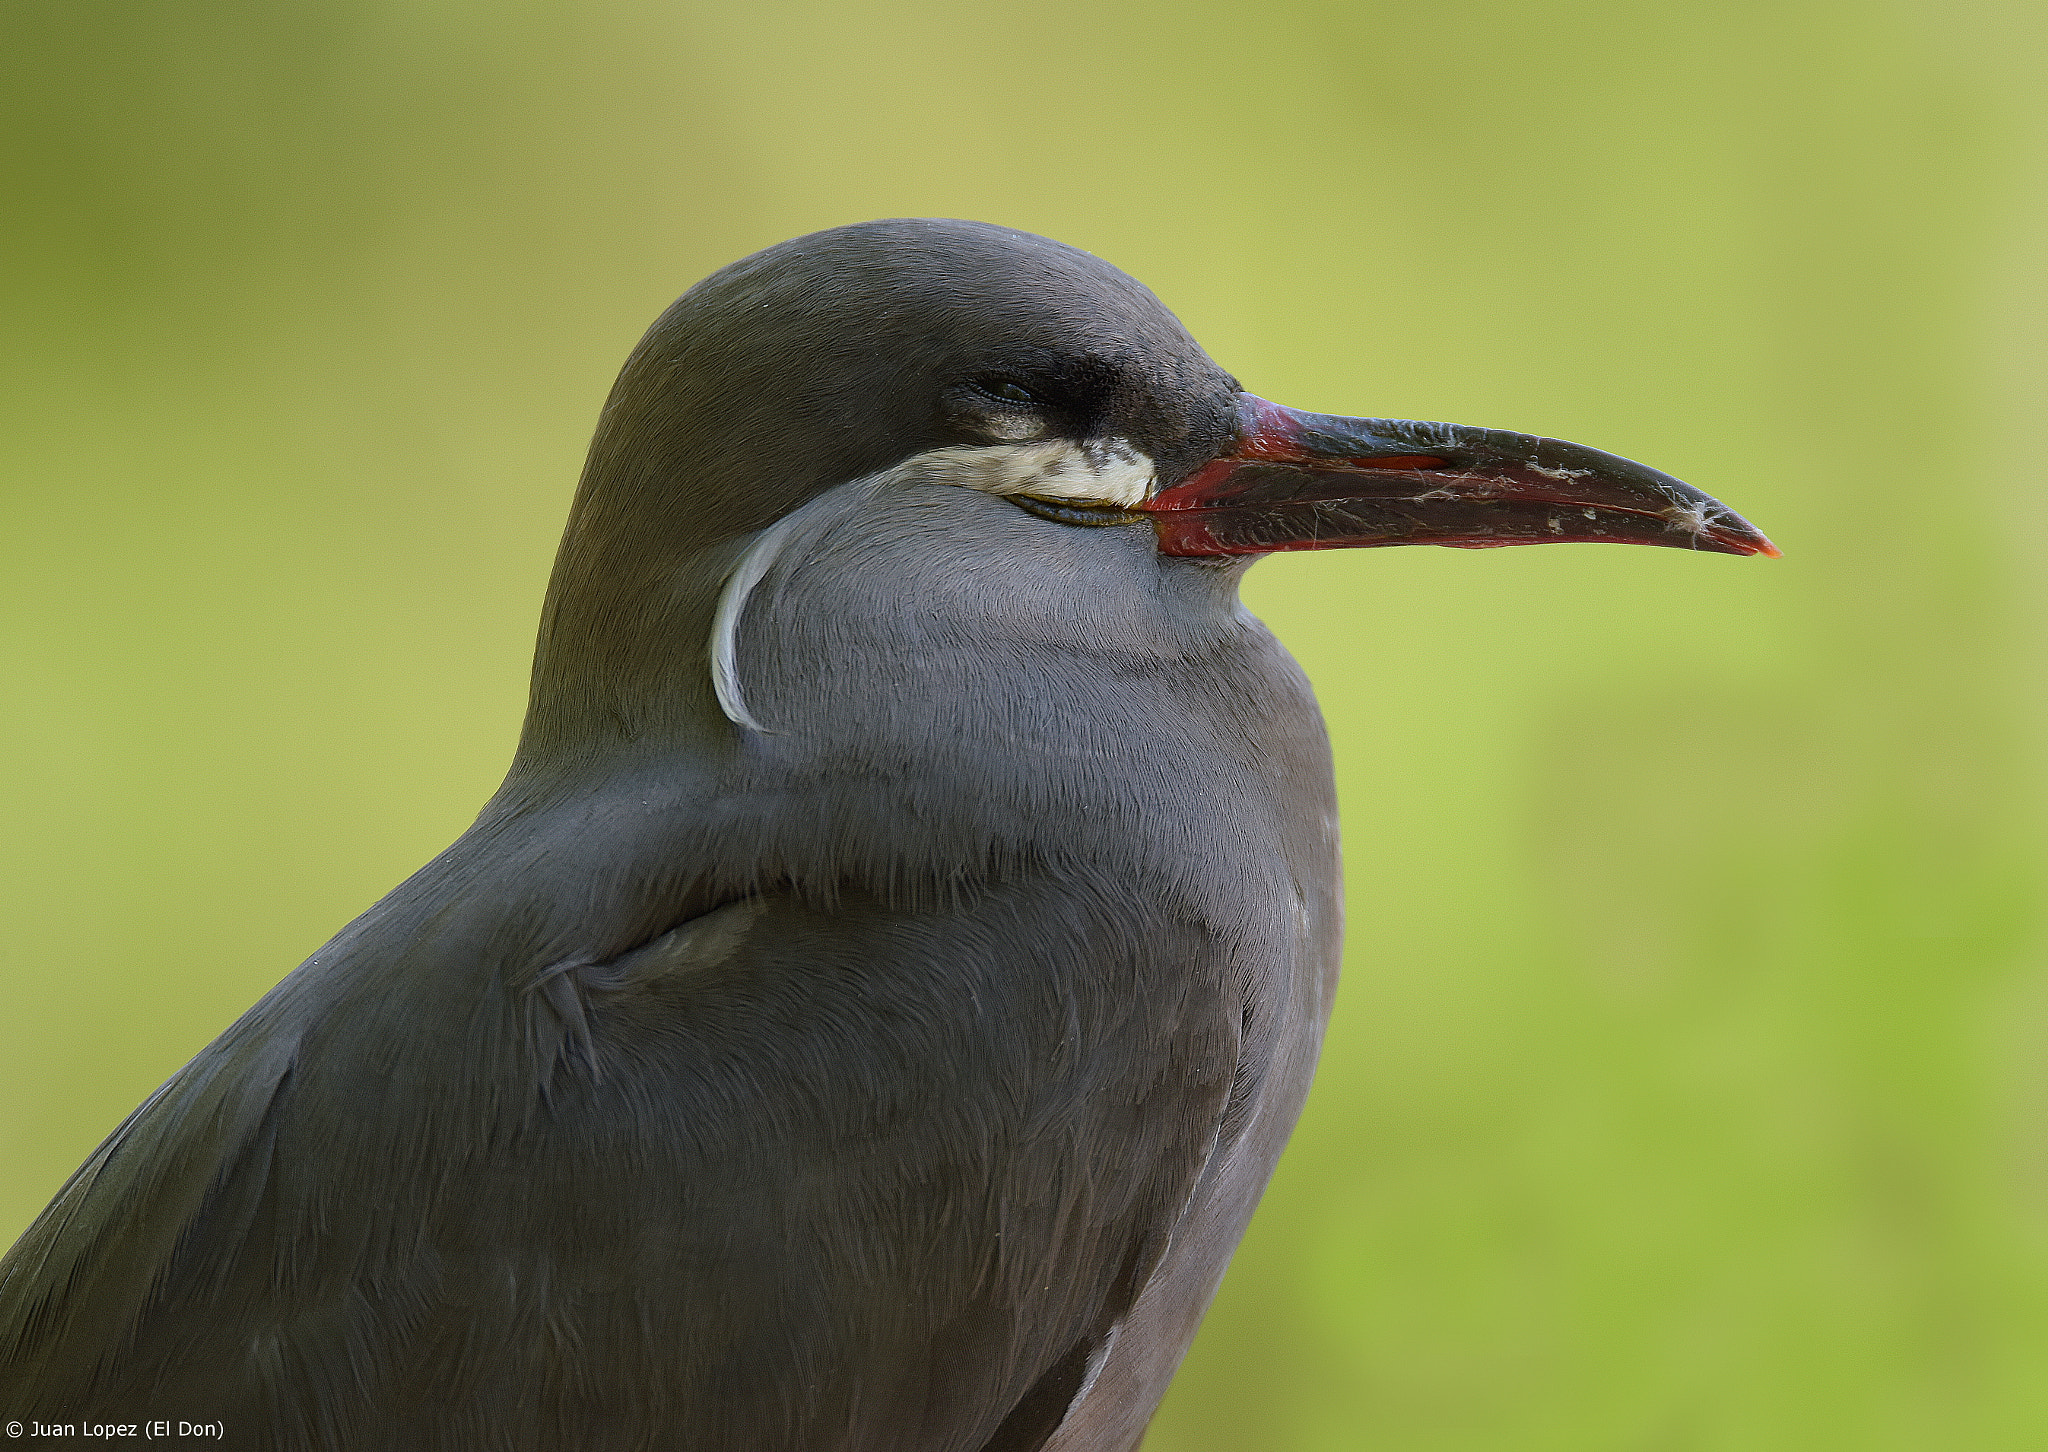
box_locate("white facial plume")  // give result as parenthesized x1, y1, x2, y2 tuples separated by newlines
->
(709, 438, 1157, 731)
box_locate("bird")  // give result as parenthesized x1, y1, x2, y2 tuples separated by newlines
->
(0, 218, 1775, 1451)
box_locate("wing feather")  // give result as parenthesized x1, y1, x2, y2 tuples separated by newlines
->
(0, 876, 1247, 1452)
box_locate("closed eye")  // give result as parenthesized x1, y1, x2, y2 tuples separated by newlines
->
(979, 380, 1038, 405)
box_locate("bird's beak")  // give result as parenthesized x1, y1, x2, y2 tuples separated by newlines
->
(1139, 395, 1779, 559)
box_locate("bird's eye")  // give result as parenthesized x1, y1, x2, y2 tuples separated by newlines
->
(984, 380, 1037, 405)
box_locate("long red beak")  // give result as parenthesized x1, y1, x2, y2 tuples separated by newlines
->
(1140, 396, 1779, 559)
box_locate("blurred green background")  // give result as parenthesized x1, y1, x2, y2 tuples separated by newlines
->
(4, 0, 2046, 1445)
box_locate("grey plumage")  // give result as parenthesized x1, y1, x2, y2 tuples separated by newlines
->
(0, 218, 1770, 1449)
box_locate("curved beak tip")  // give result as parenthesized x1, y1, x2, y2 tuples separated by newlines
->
(1675, 505, 1781, 559)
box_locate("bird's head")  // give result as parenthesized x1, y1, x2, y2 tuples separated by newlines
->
(522, 219, 1773, 761)
(560, 219, 1241, 553)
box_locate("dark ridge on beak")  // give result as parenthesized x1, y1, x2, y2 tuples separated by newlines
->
(1142, 396, 1780, 559)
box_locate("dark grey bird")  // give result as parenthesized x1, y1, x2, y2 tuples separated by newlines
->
(0, 219, 1774, 1450)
